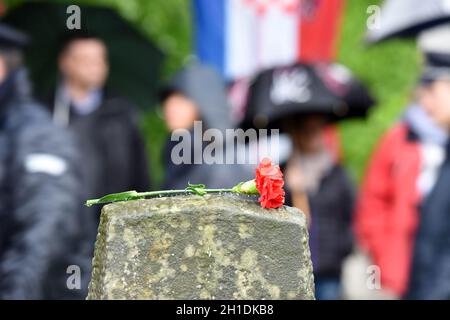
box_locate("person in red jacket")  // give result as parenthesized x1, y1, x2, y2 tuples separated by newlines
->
(355, 89, 448, 297)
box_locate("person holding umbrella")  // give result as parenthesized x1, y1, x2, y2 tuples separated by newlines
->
(49, 32, 151, 197)
(242, 62, 375, 300)
(32, 34, 153, 282)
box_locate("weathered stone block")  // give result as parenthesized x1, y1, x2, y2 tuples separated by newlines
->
(87, 194, 315, 299)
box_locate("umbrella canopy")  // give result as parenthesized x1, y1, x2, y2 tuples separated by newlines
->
(240, 63, 375, 130)
(2, 2, 164, 109)
(366, 0, 450, 44)
(418, 23, 450, 54)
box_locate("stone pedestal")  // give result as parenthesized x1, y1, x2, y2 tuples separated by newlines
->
(87, 194, 315, 299)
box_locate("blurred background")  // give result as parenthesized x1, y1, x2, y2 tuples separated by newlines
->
(2, 0, 420, 186)
(4, 0, 420, 186)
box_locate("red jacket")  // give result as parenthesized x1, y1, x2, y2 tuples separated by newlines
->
(355, 123, 421, 296)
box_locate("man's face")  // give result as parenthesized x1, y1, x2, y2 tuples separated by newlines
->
(290, 115, 327, 154)
(59, 39, 109, 89)
(421, 80, 450, 128)
(0, 56, 6, 84)
(163, 93, 199, 132)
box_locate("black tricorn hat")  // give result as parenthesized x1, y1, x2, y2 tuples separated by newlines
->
(0, 23, 29, 50)
(240, 63, 376, 130)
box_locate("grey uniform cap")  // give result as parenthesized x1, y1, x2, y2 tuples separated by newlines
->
(418, 24, 450, 84)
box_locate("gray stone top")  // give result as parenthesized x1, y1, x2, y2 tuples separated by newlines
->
(88, 194, 315, 300)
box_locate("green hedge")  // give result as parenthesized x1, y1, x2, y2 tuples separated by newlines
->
(338, 0, 420, 183)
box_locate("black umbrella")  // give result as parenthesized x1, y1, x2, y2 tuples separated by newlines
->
(240, 63, 375, 130)
(366, 0, 450, 44)
(2, 1, 164, 109)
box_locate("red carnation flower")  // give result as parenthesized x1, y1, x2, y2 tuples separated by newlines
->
(255, 157, 285, 209)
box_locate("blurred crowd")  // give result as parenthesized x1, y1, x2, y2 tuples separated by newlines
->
(0, 0, 450, 300)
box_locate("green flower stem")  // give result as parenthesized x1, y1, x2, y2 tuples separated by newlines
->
(85, 180, 260, 207)
(85, 188, 234, 207)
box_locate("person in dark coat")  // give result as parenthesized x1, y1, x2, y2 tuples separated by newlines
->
(41, 35, 151, 294)
(406, 50, 450, 299)
(50, 34, 150, 195)
(160, 62, 247, 189)
(356, 26, 450, 299)
(0, 24, 84, 299)
(282, 115, 354, 300)
(43, 34, 151, 236)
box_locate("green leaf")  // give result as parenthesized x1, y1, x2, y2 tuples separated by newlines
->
(85, 190, 143, 207)
(185, 183, 207, 196)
